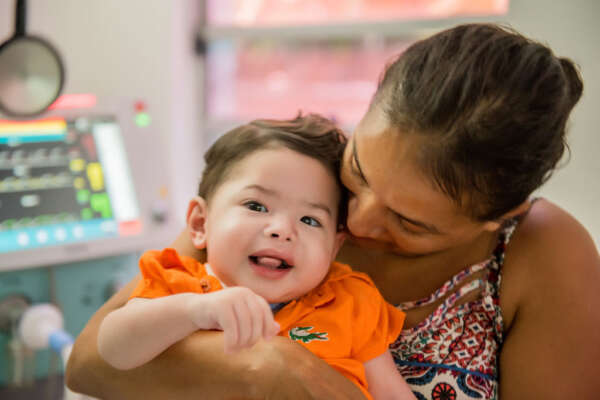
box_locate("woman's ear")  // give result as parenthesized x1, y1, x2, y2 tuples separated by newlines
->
(482, 200, 531, 232)
(187, 196, 209, 249)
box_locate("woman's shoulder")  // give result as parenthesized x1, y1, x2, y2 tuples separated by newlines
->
(501, 198, 600, 329)
(498, 199, 600, 397)
(510, 198, 597, 264)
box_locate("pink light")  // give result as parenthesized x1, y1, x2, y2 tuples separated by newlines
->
(48, 93, 97, 110)
(118, 220, 143, 236)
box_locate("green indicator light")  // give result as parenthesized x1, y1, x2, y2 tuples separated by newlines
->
(81, 208, 93, 220)
(77, 189, 90, 204)
(90, 192, 113, 219)
(135, 112, 151, 127)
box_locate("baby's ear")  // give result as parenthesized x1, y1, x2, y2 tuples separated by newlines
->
(187, 196, 209, 249)
(332, 230, 346, 260)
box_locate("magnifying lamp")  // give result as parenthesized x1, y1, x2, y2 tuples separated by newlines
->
(0, 0, 65, 117)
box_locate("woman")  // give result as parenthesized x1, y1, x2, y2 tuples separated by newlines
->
(66, 24, 600, 399)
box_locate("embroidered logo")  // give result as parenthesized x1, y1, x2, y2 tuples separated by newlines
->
(288, 326, 328, 343)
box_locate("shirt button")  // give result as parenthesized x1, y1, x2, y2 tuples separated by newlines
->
(199, 278, 211, 292)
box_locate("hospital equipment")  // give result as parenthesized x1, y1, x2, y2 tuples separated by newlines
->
(0, 0, 65, 117)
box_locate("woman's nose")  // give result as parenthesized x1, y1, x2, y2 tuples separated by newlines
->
(346, 193, 387, 239)
(264, 216, 295, 242)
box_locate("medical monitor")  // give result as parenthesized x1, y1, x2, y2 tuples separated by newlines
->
(0, 98, 177, 271)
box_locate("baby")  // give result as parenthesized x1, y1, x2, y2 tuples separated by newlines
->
(97, 114, 415, 400)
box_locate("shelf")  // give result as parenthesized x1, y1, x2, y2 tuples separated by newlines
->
(200, 14, 508, 42)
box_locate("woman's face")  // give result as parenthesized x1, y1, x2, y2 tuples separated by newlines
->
(340, 109, 499, 257)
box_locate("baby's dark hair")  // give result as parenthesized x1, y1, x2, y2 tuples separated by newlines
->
(374, 23, 583, 221)
(198, 113, 348, 225)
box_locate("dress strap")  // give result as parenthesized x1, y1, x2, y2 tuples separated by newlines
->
(399, 261, 487, 311)
(401, 278, 485, 335)
(488, 217, 519, 271)
(399, 217, 520, 312)
(501, 219, 518, 246)
(439, 278, 483, 312)
(498, 197, 538, 248)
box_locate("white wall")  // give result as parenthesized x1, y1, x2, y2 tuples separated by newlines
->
(504, 0, 600, 246)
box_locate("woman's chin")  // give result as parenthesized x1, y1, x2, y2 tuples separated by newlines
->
(347, 235, 397, 252)
(347, 235, 433, 258)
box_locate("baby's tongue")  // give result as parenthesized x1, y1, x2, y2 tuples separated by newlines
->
(256, 256, 282, 268)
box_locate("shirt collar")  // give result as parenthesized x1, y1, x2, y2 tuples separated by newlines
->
(204, 263, 227, 288)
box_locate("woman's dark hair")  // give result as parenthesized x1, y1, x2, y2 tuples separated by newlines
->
(374, 23, 583, 221)
(198, 113, 348, 226)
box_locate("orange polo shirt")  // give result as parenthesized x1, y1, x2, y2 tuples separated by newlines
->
(131, 248, 406, 399)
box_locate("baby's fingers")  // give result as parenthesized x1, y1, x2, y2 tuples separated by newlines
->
(219, 306, 239, 354)
(266, 316, 280, 339)
(232, 297, 253, 350)
(255, 295, 280, 340)
(244, 295, 275, 346)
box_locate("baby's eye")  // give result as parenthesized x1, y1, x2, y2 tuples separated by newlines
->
(300, 216, 322, 227)
(244, 201, 268, 212)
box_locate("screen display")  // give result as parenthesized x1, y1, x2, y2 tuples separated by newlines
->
(0, 116, 142, 254)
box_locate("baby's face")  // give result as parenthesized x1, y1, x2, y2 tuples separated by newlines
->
(203, 148, 344, 303)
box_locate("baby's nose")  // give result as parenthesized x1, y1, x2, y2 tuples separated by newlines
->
(264, 217, 295, 242)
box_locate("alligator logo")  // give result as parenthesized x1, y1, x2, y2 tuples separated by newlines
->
(288, 326, 329, 343)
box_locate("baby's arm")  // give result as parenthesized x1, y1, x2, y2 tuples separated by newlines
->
(98, 293, 201, 370)
(97, 287, 279, 370)
(364, 350, 416, 400)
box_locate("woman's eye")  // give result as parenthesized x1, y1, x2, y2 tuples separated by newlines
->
(300, 216, 321, 227)
(350, 158, 360, 176)
(398, 220, 427, 236)
(348, 159, 367, 187)
(244, 201, 268, 212)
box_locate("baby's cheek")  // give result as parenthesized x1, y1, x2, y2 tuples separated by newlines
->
(309, 251, 334, 280)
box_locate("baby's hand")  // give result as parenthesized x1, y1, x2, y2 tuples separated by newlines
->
(187, 287, 280, 353)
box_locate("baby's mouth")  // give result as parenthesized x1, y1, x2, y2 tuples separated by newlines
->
(249, 256, 293, 270)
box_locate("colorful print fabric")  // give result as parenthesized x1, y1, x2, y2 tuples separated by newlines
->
(391, 221, 518, 399)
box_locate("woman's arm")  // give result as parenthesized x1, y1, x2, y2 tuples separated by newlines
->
(499, 200, 600, 398)
(66, 230, 366, 400)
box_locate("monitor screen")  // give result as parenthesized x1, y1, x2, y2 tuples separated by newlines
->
(0, 116, 142, 256)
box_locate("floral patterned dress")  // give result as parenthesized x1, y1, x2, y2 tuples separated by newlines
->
(390, 220, 518, 400)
